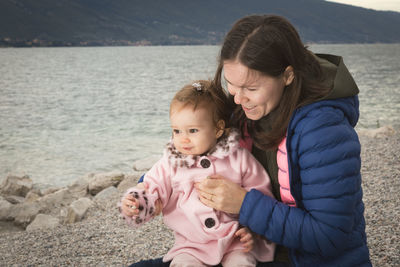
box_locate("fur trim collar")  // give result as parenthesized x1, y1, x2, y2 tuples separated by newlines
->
(164, 129, 240, 168)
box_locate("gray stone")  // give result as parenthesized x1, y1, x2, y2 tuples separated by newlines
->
(4, 195, 25, 204)
(38, 188, 75, 213)
(11, 202, 41, 227)
(87, 171, 125, 195)
(0, 221, 24, 233)
(30, 183, 59, 196)
(117, 173, 142, 193)
(26, 214, 60, 231)
(0, 197, 13, 221)
(65, 197, 93, 224)
(0, 175, 33, 197)
(94, 186, 120, 209)
(94, 186, 119, 201)
(67, 177, 89, 198)
(24, 191, 41, 203)
(41, 186, 61, 196)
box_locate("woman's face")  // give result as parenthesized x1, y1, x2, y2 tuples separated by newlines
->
(223, 60, 293, 120)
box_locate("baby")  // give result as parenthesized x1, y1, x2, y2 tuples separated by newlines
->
(119, 80, 275, 266)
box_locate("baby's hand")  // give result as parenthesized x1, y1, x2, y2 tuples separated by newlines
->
(120, 185, 157, 226)
(235, 227, 254, 252)
(120, 193, 140, 217)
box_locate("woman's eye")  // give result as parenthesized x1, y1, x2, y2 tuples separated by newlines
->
(189, 129, 198, 133)
(246, 88, 257, 92)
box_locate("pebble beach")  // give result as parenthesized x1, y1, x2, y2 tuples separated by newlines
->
(0, 131, 399, 266)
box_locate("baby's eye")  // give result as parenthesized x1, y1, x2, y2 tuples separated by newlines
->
(173, 129, 180, 134)
(246, 87, 257, 92)
(189, 129, 198, 133)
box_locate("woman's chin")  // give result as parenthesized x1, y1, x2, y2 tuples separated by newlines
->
(244, 111, 262, 121)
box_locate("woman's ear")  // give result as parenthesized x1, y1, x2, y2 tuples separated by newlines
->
(284, 66, 295, 86)
(216, 120, 225, 138)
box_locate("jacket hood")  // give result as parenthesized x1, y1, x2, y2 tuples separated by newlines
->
(316, 53, 359, 100)
(315, 53, 360, 127)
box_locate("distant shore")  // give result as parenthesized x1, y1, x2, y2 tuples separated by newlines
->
(0, 129, 399, 266)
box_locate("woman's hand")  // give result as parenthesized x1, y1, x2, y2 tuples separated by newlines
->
(194, 174, 247, 214)
(235, 227, 254, 252)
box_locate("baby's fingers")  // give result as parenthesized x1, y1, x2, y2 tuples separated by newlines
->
(122, 198, 139, 216)
(242, 239, 254, 252)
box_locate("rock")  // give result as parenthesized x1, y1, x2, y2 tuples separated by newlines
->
(38, 188, 75, 213)
(67, 177, 89, 198)
(26, 214, 60, 231)
(4, 195, 25, 204)
(0, 175, 33, 197)
(94, 186, 119, 201)
(94, 186, 120, 208)
(117, 173, 142, 193)
(0, 197, 13, 221)
(59, 207, 68, 221)
(132, 155, 161, 171)
(0, 221, 24, 233)
(87, 171, 125, 195)
(41, 186, 61, 196)
(65, 197, 93, 224)
(30, 183, 60, 196)
(358, 126, 396, 138)
(11, 202, 41, 227)
(24, 191, 40, 203)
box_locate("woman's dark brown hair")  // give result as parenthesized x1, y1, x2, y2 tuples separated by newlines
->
(214, 15, 330, 150)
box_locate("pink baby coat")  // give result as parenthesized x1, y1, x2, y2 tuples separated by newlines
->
(129, 131, 275, 265)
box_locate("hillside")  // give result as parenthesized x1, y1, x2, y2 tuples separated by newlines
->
(1, 0, 400, 47)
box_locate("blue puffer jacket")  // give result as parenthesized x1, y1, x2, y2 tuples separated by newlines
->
(239, 94, 371, 266)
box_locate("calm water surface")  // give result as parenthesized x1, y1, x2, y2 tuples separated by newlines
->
(0, 44, 399, 186)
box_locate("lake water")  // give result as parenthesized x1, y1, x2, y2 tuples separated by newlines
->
(0, 44, 399, 186)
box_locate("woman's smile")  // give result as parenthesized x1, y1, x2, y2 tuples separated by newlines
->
(242, 105, 256, 112)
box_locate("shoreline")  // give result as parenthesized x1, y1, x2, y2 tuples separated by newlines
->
(0, 130, 399, 266)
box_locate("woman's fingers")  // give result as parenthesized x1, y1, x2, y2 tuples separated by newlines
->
(195, 175, 247, 214)
(194, 176, 223, 202)
(198, 193, 217, 210)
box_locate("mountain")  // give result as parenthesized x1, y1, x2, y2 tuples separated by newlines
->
(1, 0, 400, 47)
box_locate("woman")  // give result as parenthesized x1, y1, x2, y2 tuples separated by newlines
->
(129, 15, 371, 266)
(195, 15, 371, 266)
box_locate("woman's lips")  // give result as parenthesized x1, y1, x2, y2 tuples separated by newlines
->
(242, 105, 256, 112)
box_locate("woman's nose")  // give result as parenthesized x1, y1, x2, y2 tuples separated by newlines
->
(234, 89, 246, 104)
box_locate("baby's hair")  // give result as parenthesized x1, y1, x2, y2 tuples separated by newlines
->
(170, 80, 231, 131)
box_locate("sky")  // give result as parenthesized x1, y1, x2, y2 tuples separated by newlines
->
(326, 0, 400, 12)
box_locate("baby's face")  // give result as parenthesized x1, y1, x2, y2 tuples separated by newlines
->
(170, 104, 219, 156)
